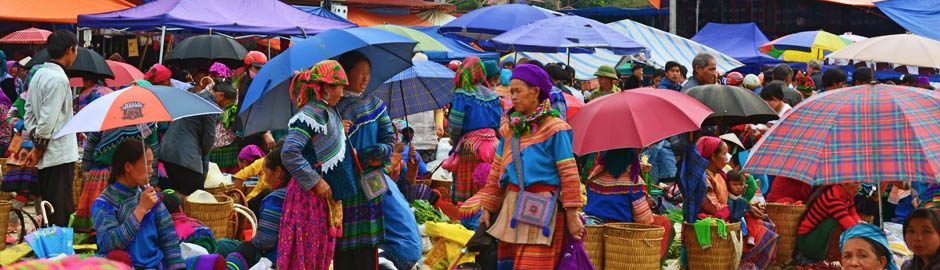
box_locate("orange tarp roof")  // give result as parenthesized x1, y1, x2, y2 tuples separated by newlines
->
(0, 0, 135, 23)
(819, 0, 881, 7)
(346, 8, 432, 27)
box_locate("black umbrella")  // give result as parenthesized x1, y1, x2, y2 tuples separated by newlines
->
(166, 35, 247, 68)
(27, 47, 114, 79)
(685, 84, 779, 127)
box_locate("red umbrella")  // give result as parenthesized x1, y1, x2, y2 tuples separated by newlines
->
(0, 28, 52, 44)
(570, 88, 713, 155)
(69, 60, 144, 87)
(563, 92, 582, 120)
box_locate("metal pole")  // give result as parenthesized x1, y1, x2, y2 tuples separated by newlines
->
(158, 26, 167, 64)
(878, 185, 883, 228)
(695, 0, 700, 33)
(669, 0, 677, 34)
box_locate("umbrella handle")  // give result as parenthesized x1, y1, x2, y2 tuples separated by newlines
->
(39, 200, 54, 227)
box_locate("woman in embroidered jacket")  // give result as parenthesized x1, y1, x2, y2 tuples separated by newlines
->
(92, 139, 183, 269)
(208, 81, 241, 174)
(75, 124, 158, 231)
(446, 56, 502, 205)
(333, 52, 392, 269)
(463, 64, 585, 269)
(279, 60, 351, 270)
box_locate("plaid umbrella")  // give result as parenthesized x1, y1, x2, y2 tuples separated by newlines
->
(371, 60, 455, 119)
(745, 84, 940, 185)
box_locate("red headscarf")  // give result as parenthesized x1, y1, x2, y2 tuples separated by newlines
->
(696, 136, 722, 158)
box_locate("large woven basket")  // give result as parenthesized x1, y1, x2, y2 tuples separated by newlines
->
(0, 200, 10, 250)
(766, 203, 807, 265)
(604, 223, 664, 270)
(583, 225, 605, 270)
(183, 195, 234, 239)
(683, 221, 743, 269)
(204, 184, 233, 196)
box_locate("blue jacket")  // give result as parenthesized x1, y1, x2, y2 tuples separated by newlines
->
(657, 79, 683, 91)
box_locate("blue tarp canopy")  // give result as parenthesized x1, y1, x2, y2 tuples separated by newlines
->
(560, 7, 666, 23)
(413, 26, 499, 63)
(876, 0, 940, 42)
(691, 22, 782, 67)
(293, 5, 355, 25)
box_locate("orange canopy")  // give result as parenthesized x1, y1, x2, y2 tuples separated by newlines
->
(0, 0, 135, 23)
(346, 8, 432, 27)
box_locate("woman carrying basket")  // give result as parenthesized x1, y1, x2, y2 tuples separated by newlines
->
(462, 64, 585, 269)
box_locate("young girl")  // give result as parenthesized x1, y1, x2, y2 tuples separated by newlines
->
(1, 140, 38, 209)
(902, 208, 940, 270)
(727, 171, 779, 270)
(226, 143, 289, 268)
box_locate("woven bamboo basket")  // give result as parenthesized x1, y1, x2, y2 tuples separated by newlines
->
(683, 221, 742, 269)
(183, 195, 234, 239)
(204, 184, 233, 196)
(766, 203, 807, 265)
(0, 192, 11, 201)
(0, 200, 10, 250)
(72, 163, 82, 207)
(603, 223, 664, 270)
(583, 224, 605, 270)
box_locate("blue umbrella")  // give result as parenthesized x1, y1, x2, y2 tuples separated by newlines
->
(440, 4, 559, 40)
(373, 60, 455, 119)
(491, 15, 646, 55)
(239, 27, 417, 136)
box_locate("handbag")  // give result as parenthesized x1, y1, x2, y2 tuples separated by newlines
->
(557, 217, 594, 270)
(349, 139, 388, 200)
(509, 136, 559, 237)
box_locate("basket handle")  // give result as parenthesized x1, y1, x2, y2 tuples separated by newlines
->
(225, 189, 247, 206)
(10, 208, 39, 244)
(233, 204, 257, 238)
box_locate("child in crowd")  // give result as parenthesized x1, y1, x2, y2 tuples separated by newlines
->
(161, 189, 216, 253)
(726, 170, 779, 269)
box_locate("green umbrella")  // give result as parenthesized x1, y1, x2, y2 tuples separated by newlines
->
(370, 24, 451, 52)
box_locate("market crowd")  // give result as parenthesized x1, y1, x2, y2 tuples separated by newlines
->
(3, 30, 940, 270)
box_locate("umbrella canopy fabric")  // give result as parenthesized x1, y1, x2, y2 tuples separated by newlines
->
(606, 19, 744, 74)
(165, 35, 248, 66)
(492, 15, 645, 55)
(840, 32, 869, 43)
(78, 0, 355, 36)
(0, 28, 51, 44)
(239, 27, 417, 135)
(28, 48, 114, 79)
(370, 24, 450, 52)
(690, 23, 783, 67)
(69, 60, 144, 87)
(0, 0, 133, 24)
(373, 60, 455, 119)
(440, 4, 559, 40)
(55, 85, 222, 138)
(746, 84, 940, 185)
(760, 30, 851, 61)
(876, 0, 940, 42)
(569, 88, 712, 155)
(826, 34, 940, 69)
(413, 26, 499, 63)
(684, 84, 779, 127)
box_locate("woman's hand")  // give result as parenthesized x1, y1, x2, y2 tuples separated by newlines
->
(566, 209, 585, 241)
(748, 204, 767, 219)
(262, 131, 276, 150)
(479, 209, 492, 229)
(314, 181, 332, 200)
(342, 120, 352, 134)
(135, 186, 159, 222)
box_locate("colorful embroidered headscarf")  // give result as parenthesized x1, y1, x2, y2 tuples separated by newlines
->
(454, 56, 490, 91)
(289, 60, 348, 108)
(209, 62, 233, 78)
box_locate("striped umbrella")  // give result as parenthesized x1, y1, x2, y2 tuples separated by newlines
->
(760, 30, 852, 61)
(745, 84, 940, 185)
(606, 19, 744, 74)
(372, 60, 455, 119)
(54, 85, 222, 138)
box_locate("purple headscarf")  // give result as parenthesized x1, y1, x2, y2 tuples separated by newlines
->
(209, 62, 233, 78)
(510, 64, 552, 101)
(238, 144, 265, 162)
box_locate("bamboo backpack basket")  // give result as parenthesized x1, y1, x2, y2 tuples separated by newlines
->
(582, 224, 605, 269)
(766, 203, 807, 266)
(183, 195, 234, 239)
(683, 221, 743, 269)
(603, 222, 664, 270)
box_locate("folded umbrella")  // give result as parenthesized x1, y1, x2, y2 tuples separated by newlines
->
(373, 60, 454, 119)
(27, 48, 114, 79)
(569, 87, 712, 155)
(684, 84, 779, 127)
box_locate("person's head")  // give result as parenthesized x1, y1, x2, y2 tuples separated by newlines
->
(501, 56, 515, 70)
(854, 67, 873, 86)
(600, 148, 639, 179)
(841, 182, 862, 198)
(760, 81, 786, 111)
(161, 190, 183, 214)
(262, 140, 289, 189)
(208, 62, 233, 80)
(482, 60, 500, 82)
(772, 64, 793, 84)
(807, 59, 822, 74)
(145, 64, 172, 86)
(726, 171, 745, 196)
(46, 30, 79, 68)
(527, 60, 544, 69)
(822, 68, 847, 91)
(904, 208, 940, 265)
(840, 224, 895, 270)
(631, 65, 643, 77)
(696, 136, 729, 171)
(545, 63, 570, 85)
(691, 53, 717, 84)
(337, 51, 370, 93)
(110, 139, 154, 187)
(901, 75, 918, 87)
(594, 65, 619, 91)
(761, 70, 773, 86)
(917, 76, 934, 90)
(290, 60, 348, 107)
(509, 64, 552, 115)
(517, 57, 529, 66)
(244, 51, 267, 78)
(678, 65, 688, 82)
(652, 69, 665, 86)
(725, 72, 744, 86)
(237, 144, 266, 169)
(664, 61, 682, 83)
(82, 76, 103, 89)
(211, 79, 237, 106)
(743, 74, 761, 90)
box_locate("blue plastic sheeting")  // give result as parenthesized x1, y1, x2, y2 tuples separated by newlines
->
(413, 26, 499, 63)
(691, 23, 782, 67)
(293, 5, 355, 25)
(876, 0, 940, 42)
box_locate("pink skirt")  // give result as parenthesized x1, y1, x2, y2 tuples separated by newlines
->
(277, 180, 336, 270)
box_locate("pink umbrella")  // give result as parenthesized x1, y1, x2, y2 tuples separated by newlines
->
(570, 88, 713, 155)
(0, 28, 52, 44)
(70, 60, 145, 87)
(563, 92, 583, 120)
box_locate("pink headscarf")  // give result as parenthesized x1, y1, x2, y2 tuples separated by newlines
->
(209, 62, 233, 78)
(238, 144, 266, 162)
(696, 136, 722, 158)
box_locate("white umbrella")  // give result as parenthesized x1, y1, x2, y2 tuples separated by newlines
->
(826, 34, 940, 68)
(839, 32, 868, 43)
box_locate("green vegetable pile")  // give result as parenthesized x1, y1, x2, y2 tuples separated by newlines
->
(411, 200, 450, 224)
